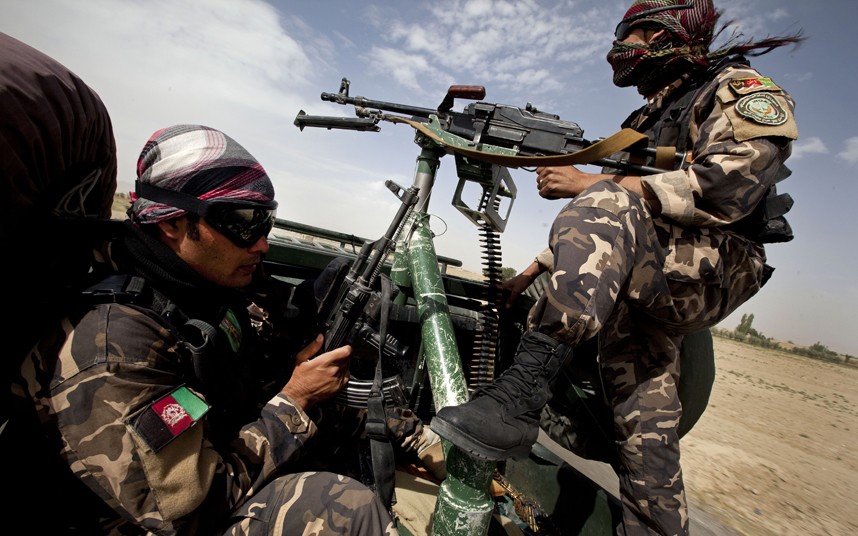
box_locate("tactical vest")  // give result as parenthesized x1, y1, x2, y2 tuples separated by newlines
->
(80, 272, 293, 442)
(5, 272, 283, 533)
(620, 56, 795, 244)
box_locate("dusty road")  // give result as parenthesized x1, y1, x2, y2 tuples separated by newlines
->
(679, 336, 858, 535)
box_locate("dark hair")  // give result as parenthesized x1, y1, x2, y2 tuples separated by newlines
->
(138, 212, 201, 241)
(708, 18, 806, 61)
(185, 213, 201, 241)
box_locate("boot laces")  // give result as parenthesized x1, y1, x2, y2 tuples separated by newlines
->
(476, 335, 557, 405)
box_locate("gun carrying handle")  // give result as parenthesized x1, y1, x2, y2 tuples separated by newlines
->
(438, 85, 486, 113)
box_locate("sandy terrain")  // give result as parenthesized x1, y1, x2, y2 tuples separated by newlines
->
(680, 336, 858, 536)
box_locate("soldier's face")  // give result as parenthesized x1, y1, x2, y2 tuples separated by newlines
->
(158, 215, 269, 288)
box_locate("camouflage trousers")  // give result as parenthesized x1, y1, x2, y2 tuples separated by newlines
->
(224, 471, 399, 536)
(528, 181, 764, 536)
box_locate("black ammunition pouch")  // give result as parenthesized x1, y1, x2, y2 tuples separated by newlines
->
(727, 185, 794, 244)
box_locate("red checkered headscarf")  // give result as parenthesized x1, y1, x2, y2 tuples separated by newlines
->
(607, 0, 719, 95)
(130, 125, 275, 224)
(620, 0, 718, 49)
(607, 0, 804, 96)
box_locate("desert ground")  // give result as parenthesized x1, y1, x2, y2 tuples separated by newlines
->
(678, 336, 858, 536)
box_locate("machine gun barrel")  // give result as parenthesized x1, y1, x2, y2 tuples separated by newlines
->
(320, 92, 437, 119)
(319, 77, 486, 121)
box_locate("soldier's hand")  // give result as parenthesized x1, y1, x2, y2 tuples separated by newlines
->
(536, 165, 596, 199)
(501, 273, 534, 309)
(384, 407, 423, 450)
(501, 260, 546, 309)
(280, 334, 351, 410)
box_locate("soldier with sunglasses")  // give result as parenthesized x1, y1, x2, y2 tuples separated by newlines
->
(14, 124, 401, 535)
(433, 1, 803, 534)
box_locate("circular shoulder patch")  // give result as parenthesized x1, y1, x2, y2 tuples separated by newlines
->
(735, 93, 788, 126)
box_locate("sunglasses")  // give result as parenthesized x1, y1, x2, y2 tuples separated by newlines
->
(136, 181, 277, 248)
(614, 2, 693, 41)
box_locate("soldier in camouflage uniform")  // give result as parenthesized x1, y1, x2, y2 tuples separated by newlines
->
(13, 124, 400, 535)
(432, 1, 802, 534)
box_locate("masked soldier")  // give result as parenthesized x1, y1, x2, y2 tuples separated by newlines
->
(433, 1, 802, 534)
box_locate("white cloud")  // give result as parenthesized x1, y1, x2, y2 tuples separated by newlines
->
(364, 47, 445, 92)
(3, 0, 340, 196)
(790, 136, 828, 160)
(367, 0, 616, 100)
(836, 137, 858, 165)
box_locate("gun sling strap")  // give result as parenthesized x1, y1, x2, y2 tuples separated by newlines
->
(365, 274, 397, 512)
(392, 116, 652, 169)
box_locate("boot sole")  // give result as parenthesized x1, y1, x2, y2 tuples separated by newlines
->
(430, 416, 533, 461)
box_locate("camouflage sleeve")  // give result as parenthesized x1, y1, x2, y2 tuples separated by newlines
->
(21, 303, 317, 532)
(534, 247, 554, 273)
(641, 66, 797, 227)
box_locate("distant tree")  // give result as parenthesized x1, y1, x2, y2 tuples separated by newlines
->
(807, 342, 839, 360)
(736, 313, 755, 335)
(501, 267, 517, 280)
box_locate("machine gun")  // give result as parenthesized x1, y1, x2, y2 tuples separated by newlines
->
(294, 77, 686, 174)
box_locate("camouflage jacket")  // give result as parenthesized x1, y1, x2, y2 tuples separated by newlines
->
(534, 60, 797, 286)
(634, 60, 797, 285)
(14, 290, 317, 534)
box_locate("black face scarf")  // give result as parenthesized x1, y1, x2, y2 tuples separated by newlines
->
(606, 38, 699, 97)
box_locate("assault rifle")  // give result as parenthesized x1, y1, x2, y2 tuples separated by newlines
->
(294, 77, 685, 174)
(314, 179, 417, 376)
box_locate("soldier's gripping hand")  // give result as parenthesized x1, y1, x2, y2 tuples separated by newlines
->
(535, 165, 596, 199)
(281, 334, 351, 410)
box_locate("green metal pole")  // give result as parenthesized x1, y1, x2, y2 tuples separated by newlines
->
(405, 212, 470, 410)
(400, 145, 496, 536)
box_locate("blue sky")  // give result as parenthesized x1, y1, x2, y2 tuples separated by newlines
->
(5, 0, 857, 355)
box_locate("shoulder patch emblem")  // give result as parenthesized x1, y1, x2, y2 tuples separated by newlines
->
(131, 385, 209, 452)
(219, 308, 242, 353)
(729, 77, 781, 96)
(735, 93, 788, 126)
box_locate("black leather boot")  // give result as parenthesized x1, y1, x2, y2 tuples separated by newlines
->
(431, 331, 573, 461)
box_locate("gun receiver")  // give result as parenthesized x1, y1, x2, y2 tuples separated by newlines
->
(295, 77, 685, 175)
(446, 101, 587, 156)
(317, 180, 419, 356)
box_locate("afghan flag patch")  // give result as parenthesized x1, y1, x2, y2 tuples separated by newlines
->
(728, 77, 781, 96)
(132, 386, 210, 452)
